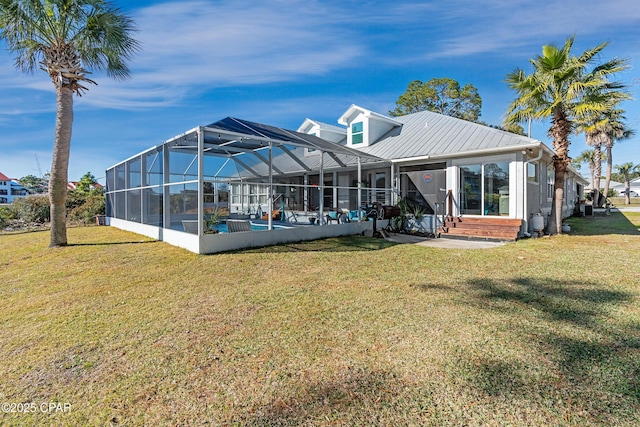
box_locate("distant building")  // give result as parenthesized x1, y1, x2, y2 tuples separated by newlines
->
(0, 172, 28, 204)
(67, 181, 104, 191)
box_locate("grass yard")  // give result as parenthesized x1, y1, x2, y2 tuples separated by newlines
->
(1, 212, 639, 426)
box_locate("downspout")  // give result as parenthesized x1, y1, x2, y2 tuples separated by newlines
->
(357, 158, 362, 221)
(268, 141, 273, 231)
(319, 151, 325, 224)
(523, 147, 543, 234)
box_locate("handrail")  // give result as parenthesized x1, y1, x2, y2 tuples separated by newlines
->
(440, 189, 455, 231)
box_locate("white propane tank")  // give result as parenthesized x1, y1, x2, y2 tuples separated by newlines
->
(531, 213, 544, 233)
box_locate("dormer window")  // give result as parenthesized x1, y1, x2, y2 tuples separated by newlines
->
(339, 105, 401, 148)
(351, 122, 364, 144)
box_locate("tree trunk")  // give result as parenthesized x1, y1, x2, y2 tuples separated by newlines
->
(624, 173, 631, 205)
(49, 86, 74, 247)
(549, 157, 566, 235)
(592, 144, 602, 206)
(603, 145, 613, 202)
(548, 109, 570, 235)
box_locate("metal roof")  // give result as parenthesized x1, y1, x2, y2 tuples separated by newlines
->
(354, 110, 541, 160)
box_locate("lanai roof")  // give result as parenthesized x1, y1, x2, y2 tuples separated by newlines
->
(110, 117, 387, 180)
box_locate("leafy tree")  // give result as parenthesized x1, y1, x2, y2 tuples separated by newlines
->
(505, 36, 628, 234)
(390, 77, 482, 122)
(75, 171, 99, 193)
(19, 174, 48, 193)
(0, 0, 140, 247)
(615, 162, 640, 204)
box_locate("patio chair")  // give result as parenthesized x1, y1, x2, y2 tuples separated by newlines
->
(326, 211, 340, 224)
(226, 219, 252, 233)
(182, 220, 203, 234)
(348, 209, 366, 222)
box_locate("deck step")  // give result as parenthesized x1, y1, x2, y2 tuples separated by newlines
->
(440, 216, 522, 241)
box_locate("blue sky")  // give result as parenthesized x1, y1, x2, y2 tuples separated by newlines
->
(1, 0, 639, 183)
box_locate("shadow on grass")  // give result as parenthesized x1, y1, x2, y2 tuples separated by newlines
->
(67, 240, 158, 247)
(228, 236, 399, 254)
(462, 277, 640, 423)
(231, 368, 432, 426)
(567, 211, 640, 236)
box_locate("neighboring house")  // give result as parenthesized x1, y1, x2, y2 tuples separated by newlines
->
(0, 172, 28, 204)
(618, 177, 640, 197)
(105, 105, 587, 253)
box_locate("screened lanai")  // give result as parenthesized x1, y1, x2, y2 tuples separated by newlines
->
(105, 117, 388, 253)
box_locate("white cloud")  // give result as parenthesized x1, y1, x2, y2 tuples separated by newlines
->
(79, 1, 363, 109)
(418, 0, 640, 59)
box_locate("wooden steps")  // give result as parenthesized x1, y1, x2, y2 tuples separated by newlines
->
(440, 216, 522, 241)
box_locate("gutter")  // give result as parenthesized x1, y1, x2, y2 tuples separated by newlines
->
(390, 141, 543, 164)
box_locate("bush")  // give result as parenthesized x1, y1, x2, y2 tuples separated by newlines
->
(0, 205, 16, 228)
(12, 195, 50, 223)
(67, 192, 105, 225)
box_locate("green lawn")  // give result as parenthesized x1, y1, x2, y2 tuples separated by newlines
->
(1, 213, 639, 426)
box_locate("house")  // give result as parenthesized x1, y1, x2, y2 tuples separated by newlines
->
(326, 105, 586, 237)
(613, 177, 640, 197)
(105, 106, 587, 253)
(0, 172, 28, 204)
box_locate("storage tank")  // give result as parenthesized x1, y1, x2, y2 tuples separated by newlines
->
(531, 213, 544, 235)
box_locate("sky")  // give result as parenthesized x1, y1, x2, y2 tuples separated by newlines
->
(1, 0, 639, 184)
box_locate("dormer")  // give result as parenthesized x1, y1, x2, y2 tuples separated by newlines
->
(297, 119, 347, 155)
(337, 105, 402, 148)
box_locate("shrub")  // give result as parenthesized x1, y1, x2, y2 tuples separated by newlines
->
(68, 192, 105, 225)
(0, 205, 16, 228)
(12, 195, 50, 223)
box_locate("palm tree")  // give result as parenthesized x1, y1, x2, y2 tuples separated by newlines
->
(615, 162, 640, 205)
(574, 92, 630, 206)
(505, 36, 628, 234)
(573, 149, 606, 191)
(0, 0, 139, 247)
(601, 116, 634, 201)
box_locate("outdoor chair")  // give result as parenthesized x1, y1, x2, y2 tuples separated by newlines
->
(326, 211, 340, 224)
(182, 220, 203, 234)
(226, 219, 252, 233)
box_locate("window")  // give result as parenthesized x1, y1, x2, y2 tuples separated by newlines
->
(527, 163, 538, 183)
(375, 172, 386, 203)
(484, 162, 509, 216)
(460, 162, 510, 216)
(547, 167, 554, 200)
(351, 122, 363, 144)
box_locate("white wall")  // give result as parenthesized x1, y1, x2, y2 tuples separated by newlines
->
(107, 217, 373, 254)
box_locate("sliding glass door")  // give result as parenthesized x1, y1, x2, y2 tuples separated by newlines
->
(459, 162, 509, 216)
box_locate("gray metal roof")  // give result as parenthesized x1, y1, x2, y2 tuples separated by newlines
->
(310, 120, 347, 134)
(355, 110, 541, 160)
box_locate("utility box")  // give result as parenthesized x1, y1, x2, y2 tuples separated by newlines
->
(584, 205, 593, 216)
